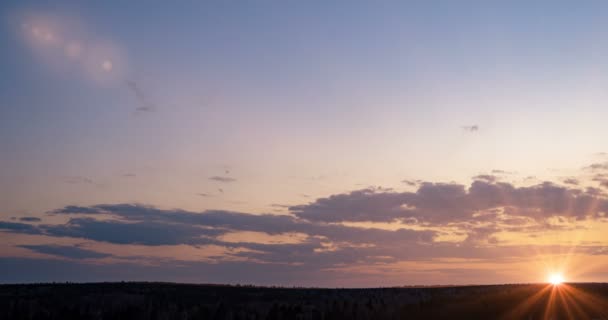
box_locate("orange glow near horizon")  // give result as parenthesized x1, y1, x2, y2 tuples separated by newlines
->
(548, 273, 565, 285)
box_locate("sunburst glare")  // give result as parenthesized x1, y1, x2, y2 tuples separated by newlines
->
(549, 273, 565, 285)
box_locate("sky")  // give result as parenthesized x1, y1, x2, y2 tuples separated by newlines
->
(3, 0, 608, 286)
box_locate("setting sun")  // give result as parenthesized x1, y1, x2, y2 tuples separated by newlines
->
(548, 273, 565, 285)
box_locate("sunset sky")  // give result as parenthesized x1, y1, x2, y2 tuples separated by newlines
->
(3, 1, 608, 286)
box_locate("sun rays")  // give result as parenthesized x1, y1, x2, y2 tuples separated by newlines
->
(502, 283, 608, 320)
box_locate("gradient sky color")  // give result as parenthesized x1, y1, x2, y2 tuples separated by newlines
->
(3, 1, 608, 286)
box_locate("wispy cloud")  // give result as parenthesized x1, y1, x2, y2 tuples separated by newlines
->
(0, 221, 41, 234)
(18, 244, 111, 260)
(209, 176, 237, 183)
(592, 174, 608, 188)
(62, 176, 94, 184)
(462, 125, 479, 132)
(269, 204, 290, 208)
(472, 174, 497, 182)
(586, 162, 608, 171)
(563, 178, 579, 185)
(401, 179, 421, 186)
(491, 169, 515, 175)
(19, 217, 41, 222)
(126, 80, 155, 113)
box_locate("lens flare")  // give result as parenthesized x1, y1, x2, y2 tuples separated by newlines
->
(83, 41, 126, 85)
(64, 41, 83, 58)
(101, 59, 113, 71)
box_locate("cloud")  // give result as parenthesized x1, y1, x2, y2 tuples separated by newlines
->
(5, 169, 608, 285)
(461, 225, 501, 245)
(597, 180, 608, 189)
(135, 106, 154, 112)
(290, 180, 607, 223)
(19, 217, 41, 222)
(401, 179, 421, 186)
(491, 169, 515, 175)
(0, 221, 41, 235)
(209, 176, 237, 183)
(563, 178, 580, 185)
(8, 179, 608, 254)
(62, 176, 94, 184)
(4, 202, 436, 254)
(586, 162, 608, 171)
(269, 204, 290, 208)
(473, 174, 498, 183)
(44, 217, 223, 245)
(51, 205, 104, 214)
(289, 188, 412, 223)
(462, 125, 479, 132)
(18, 245, 110, 259)
(126, 80, 155, 112)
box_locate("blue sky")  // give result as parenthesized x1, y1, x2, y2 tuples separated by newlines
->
(3, 1, 608, 286)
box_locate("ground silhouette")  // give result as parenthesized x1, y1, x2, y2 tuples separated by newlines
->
(2, 282, 608, 319)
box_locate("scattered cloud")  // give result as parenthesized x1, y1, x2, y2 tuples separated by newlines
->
(401, 179, 421, 186)
(563, 178, 580, 185)
(19, 217, 41, 222)
(18, 244, 111, 260)
(491, 169, 515, 175)
(209, 176, 237, 183)
(62, 176, 94, 184)
(5, 170, 608, 284)
(586, 162, 608, 171)
(591, 173, 608, 188)
(10, 178, 608, 254)
(43, 217, 222, 245)
(290, 180, 606, 223)
(135, 106, 154, 112)
(51, 205, 104, 214)
(472, 174, 497, 183)
(0, 221, 42, 235)
(462, 125, 479, 132)
(126, 80, 155, 112)
(269, 204, 290, 208)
